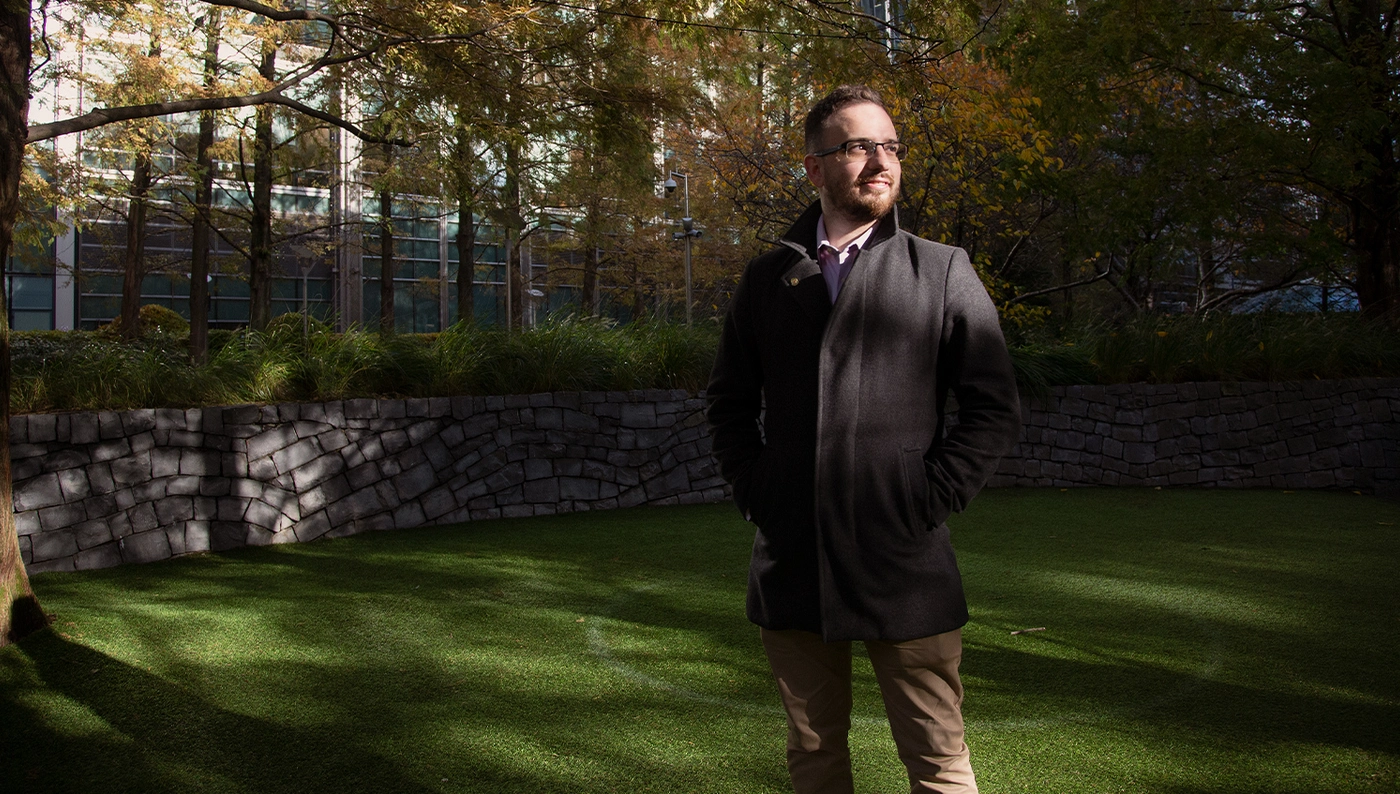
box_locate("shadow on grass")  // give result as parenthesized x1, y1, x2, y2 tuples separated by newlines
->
(2, 629, 667, 794)
(962, 641, 1399, 755)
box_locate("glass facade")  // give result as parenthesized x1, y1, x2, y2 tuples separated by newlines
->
(5, 188, 532, 333)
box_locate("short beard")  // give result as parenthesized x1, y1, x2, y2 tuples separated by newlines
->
(825, 181, 898, 224)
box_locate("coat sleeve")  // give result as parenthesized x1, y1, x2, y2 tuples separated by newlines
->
(926, 248, 1022, 526)
(706, 263, 766, 518)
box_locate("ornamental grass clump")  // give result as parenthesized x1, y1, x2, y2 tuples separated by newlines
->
(8, 314, 724, 412)
(1076, 313, 1400, 384)
(10, 310, 1396, 413)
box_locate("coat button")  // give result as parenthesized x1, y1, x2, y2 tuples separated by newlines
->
(788, 277, 799, 286)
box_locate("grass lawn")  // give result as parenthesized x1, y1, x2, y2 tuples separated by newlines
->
(2, 489, 1397, 793)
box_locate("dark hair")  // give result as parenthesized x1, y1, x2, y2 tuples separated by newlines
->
(803, 85, 889, 153)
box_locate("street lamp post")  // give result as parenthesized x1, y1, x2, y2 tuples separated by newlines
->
(663, 171, 700, 325)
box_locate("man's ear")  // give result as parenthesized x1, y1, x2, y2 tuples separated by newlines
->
(803, 154, 824, 189)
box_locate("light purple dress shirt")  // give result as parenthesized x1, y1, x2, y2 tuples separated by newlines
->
(815, 216, 876, 304)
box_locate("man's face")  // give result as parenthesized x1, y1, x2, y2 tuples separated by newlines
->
(803, 102, 902, 225)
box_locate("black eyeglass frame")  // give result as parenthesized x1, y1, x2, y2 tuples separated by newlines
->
(810, 139, 909, 161)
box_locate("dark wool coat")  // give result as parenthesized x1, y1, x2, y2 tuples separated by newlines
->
(707, 202, 1022, 642)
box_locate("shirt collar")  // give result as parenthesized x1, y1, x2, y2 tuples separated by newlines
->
(816, 215, 876, 258)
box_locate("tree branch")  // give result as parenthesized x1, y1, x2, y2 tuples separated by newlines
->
(1006, 265, 1111, 304)
(27, 90, 408, 145)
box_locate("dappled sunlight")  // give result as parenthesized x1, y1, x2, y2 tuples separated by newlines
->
(7, 498, 1397, 793)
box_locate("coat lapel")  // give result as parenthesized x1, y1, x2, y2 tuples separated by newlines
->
(776, 201, 904, 327)
(777, 202, 833, 326)
(779, 257, 831, 326)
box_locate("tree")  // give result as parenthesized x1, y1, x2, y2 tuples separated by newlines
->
(0, 0, 547, 645)
(1005, 0, 1400, 319)
(0, 0, 45, 644)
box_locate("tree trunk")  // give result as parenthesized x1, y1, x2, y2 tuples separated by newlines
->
(189, 10, 221, 363)
(1338, 1, 1400, 321)
(581, 193, 600, 316)
(119, 151, 152, 339)
(582, 244, 599, 316)
(453, 120, 474, 326)
(505, 141, 522, 329)
(378, 142, 394, 334)
(0, 0, 47, 646)
(455, 196, 475, 327)
(248, 45, 275, 331)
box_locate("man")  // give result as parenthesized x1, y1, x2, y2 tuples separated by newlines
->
(706, 84, 1021, 793)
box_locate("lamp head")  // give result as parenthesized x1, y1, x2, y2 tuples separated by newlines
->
(663, 177, 677, 194)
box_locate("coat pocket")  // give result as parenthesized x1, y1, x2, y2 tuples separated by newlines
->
(901, 446, 932, 530)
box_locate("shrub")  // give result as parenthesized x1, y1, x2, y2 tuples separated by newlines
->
(9, 313, 1398, 413)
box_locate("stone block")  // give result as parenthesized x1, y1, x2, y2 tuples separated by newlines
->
(118, 410, 155, 436)
(273, 437, 323, 475)
(39, 502, 85, 532)
(156, 497, 196, 525)
(484, 462, 526, 493)
(246, 425, 299, 461)
(523, 477, 560, 502)
(620, 403, 658, 429)
(165, 525, 189, 557)
(406, 419, 439, 445)
(292, 453, 347, 492)
(134, 478, 169, 503)
(74, 518, 115, 549)
(127, 501, 159, 533)
(392, 501, 426, 530)
(14, 473, 63, 512)
(110, 451, 152, 486)
(10, 457, 41, 482)
(244, 499, 282, 530)
(76, 544, 123, 571)
(203, 521, 244, 552)
(248, 455, 278, 482)
(178, 449, 220, 477)
(1123, 443, 1155, 465)
(69, 413, 100, 445)
(29, 414, 57, 443)
(392, 462, 437, 501)
(618, 486, 648, 508)
(524, 459, 553, 480)
(420, 486, 457, 520)
(559, 477, 601, 501)
(295, 511, 333, 542)
(347, 460, 382, 490)
(381, 430, 410, 456)
(119, 529, 171, 564)
(32, 529, 78, 562)
(147, 448, 180, 478)
(422, 437, 453, 472)
(1285, 435, 1318, 456)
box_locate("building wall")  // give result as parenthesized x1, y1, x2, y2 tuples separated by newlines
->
(14, 379, 1399, 574)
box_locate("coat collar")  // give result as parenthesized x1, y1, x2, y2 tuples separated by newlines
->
(778, 200, 901, 261)
(775, 201, 901, 325)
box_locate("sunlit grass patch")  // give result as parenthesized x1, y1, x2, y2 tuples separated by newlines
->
(3, 490, 1397, 793)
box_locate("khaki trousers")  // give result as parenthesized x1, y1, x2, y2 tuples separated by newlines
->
(760, 627, 977, 794)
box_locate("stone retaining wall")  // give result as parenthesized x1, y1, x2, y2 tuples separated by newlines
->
(990, 378, 1400, 493)
(14, 391, 724, 574)
(14, 379, 1399, 574)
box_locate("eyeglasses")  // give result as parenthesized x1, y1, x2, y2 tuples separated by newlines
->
(811, 139, 909, 161)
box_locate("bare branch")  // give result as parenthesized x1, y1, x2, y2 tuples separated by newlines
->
(27, 90, 407, 145)
(201, 0, 339, 28)
(1006, 266, 1111, 304)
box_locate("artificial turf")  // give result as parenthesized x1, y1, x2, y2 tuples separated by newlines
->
(2, 488, 1397, 793)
